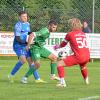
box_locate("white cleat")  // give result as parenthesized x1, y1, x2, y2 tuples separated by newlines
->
(35, 79, 47, 83)
(56, 83, 66, 87)
(21, 77, 28, 84)
(50, 76, 60, 81)
(8, 75, 14, 83)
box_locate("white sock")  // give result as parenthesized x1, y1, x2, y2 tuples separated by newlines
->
(37, 78, 40, 80)
(9, 74, 14, 77)
(51, 74, 55, 77)
(85, 77, 89, 84)
(24, 77, 27, 79)
(60, 78, 66, 84)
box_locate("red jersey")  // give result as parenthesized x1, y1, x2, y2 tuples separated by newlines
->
(60, 30, 90, 63)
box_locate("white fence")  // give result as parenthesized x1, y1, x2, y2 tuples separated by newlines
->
(0, 32, 100, 58)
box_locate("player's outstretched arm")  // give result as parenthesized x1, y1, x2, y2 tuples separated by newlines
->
(54, 40, 68, 50)
(60, 41, 67, 48)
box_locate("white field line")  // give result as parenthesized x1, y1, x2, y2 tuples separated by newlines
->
(78, 96, 100, 100)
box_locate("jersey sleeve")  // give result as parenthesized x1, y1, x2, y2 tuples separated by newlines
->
(60, 33, 69, 47)
(27, 22, 31, 32)
(14, 22, 21, 36)
(35, 28, 49, 37)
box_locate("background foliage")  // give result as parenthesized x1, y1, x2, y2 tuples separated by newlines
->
(0, 0, 100, 32)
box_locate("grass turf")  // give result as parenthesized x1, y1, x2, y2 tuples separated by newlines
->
(0, 58, 100, 100)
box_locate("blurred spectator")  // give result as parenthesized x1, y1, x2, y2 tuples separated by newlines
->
(82, 21, 91, 33)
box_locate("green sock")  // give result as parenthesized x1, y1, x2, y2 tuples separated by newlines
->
(25, 67, 35, 78)
(50, 62, 57, 74)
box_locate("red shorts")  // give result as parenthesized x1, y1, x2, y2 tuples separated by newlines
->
(63, 55, 90, 67)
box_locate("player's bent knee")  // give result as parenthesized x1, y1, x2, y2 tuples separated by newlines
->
(49, 54, 57, 61)
(57, 61, 62, 66)
(19, 59, 26, 64)
(19, 56, 27, 64)
(52, 57, 57, 62)
(34, 63, 40, 69)
(27, 57, 33, 65)
(57, 60, 66, 67)
(81, 66, 87, 70)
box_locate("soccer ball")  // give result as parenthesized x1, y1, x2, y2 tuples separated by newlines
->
(58, 49, 68, 58)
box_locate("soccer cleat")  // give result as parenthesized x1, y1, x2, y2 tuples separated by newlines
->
(8, 75, 14, 83)
(85, 77, 89, 85)
(35, 79, 47, 83)
(21, 77, 28, 84)
(56, 83, 66, 87)
(50, 76, 60, 81)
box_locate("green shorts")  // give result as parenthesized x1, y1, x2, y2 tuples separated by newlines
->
(30, 45, 51, 61)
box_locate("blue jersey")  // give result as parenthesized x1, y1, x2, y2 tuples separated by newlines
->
(13, 21, 30, 47)
(13, 21, 31, 57)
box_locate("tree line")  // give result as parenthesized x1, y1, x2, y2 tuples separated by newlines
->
(0, 0, 100, 32)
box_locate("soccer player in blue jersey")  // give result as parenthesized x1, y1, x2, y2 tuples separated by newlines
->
(8, 11, 45, 83)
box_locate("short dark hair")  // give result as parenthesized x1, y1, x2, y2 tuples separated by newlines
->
(18, 11, 27, 16)
(48, 20, 57, 25)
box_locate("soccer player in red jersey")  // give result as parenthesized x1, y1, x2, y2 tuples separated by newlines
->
(55, 18, 90, 87)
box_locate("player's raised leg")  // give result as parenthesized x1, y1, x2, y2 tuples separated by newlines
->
(39, 46, 60, 81)
(21, 63, 40, 83)
(21, 52, 47, 84)
(21, 57, 40, 84)
(21, 62, 47, 83)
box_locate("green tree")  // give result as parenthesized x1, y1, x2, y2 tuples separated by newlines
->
(95, 0, 100, 33)
(23, 0, 72, 32)
(71, 0, 92, 23)
(71, 0, 100, 33)
(0, 0, 24, 31)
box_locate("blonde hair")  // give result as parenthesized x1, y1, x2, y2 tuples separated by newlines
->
(68, 18, 83, 30)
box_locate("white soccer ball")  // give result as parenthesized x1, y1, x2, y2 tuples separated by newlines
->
(58, 49, 68, 58)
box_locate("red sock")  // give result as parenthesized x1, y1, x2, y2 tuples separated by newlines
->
(57, 66, 64, 78)
(80, 66, 88, 79)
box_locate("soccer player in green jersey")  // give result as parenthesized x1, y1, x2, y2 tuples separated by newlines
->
(21, 20, 60, 83)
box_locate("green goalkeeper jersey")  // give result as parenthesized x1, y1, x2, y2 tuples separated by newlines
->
(33, 27, 50, 46)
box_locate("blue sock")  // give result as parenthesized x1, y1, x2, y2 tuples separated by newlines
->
(11, 61, 23, 75)
(30, 64, 40, 80)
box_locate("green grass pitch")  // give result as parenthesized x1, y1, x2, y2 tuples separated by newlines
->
(0, 58, 100, 100)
